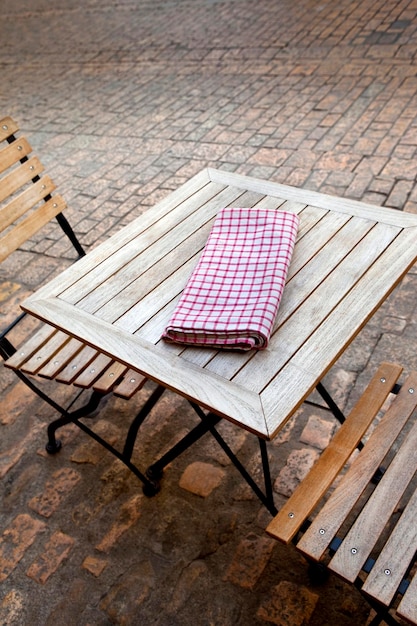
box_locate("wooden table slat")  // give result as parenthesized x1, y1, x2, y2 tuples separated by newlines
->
(25, 169, 215, 302)
(74, 187, 266, 314)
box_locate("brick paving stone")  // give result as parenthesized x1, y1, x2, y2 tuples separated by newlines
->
(179, 461, 226, 497)
(0, 589, 25, 626)
(95, 494, 142, 553)
(26, 531, 75, 584)
(224, 533, 276, 590)
(0, 514, 46, 583)
(28, 467, 82, 518)
(82, 555, 108, 578)
(274, 449, 320, 498)
(300, 415, 336, 450)
(257, 581, 319, 626)
(0, 381, 37, 426)
(0, 430, 37, 479)
(385, 178, 414, 208)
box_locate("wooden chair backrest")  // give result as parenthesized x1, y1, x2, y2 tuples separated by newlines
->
(0, 116, 66, 263)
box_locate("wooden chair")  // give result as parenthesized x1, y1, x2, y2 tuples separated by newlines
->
(266, 362, 417, 626)
(0, 116, 161, 488)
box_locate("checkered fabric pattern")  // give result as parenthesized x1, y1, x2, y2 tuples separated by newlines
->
(162, 207, 299, 350)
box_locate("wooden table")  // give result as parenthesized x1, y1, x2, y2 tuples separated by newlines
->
(22, 168, 417, 505)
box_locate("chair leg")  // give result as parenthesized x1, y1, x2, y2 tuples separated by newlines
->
(315, 382, 346, 424)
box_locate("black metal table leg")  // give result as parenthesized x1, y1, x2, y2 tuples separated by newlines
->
(146, 411, 222, 482)
(147, 401, 279, 514)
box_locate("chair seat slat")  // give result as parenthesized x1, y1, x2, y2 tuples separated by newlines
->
(328, 410, 417, 582)
(266, 362, 402, 544)
(296, 370, 417, 561)
(92, 361, 127, 393)
(397, 572, 417, 624)
(37, 338, 84, 378)
(55, 345, 99, 384)
(18, 331, 72, 374)
(4, 324, 58, 369)
(72, 353, 113, 388)
(113, 369, 147, 398)
(361, 484, 417, 605)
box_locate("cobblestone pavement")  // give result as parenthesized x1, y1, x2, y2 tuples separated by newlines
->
(1, 0, 417, 624)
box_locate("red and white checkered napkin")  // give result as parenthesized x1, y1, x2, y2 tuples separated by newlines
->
(162, 207, 299, 351)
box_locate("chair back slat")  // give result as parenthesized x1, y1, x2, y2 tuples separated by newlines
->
(398, 572, 417, 624)
(267, 365, 417, 624)
(0, 194, 66, 263)
(0, 116, 19, 142)
(0, 137, 32, 173)
(1, 175, 56, 230)
(0, 156, 44, 204)
(0, 116, 72, 263)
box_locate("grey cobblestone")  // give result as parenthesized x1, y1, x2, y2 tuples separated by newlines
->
(1, 0, 417, 624)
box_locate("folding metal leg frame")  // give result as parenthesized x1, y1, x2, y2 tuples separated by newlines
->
(143, 380, 348, 515)
(29, 378, 347, 513)
(2, 343, 347, 512)
(146, 401, 278, 514)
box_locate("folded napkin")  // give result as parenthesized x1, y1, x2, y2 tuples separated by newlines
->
(162, 207, 299, 350)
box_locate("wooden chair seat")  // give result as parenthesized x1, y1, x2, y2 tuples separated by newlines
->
(1, 116, 148, 457)
(266, 362, 417, 626)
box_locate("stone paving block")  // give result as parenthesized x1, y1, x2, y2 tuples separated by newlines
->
(168, 560, 208, 614)
(0, 431, 37, 480)
(28, 467, 82, 518)
(99, 561, 155, 623)
(224, 533, 276, 590)
(70, 420, 121, 465)
(26, 531, 75, 584)
(300, 415, 336, 450)
(257, 580, 319, 626)
(179, 461, 226, 497)
(0, 381, 37, 426)
(95, 494, 142, 553)
(274, 448, 320, 498)
(0, 589, 25, 626)
(0, 514, 46, 583)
